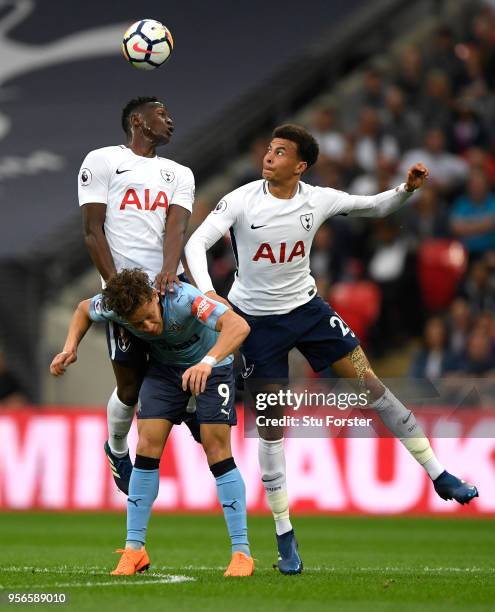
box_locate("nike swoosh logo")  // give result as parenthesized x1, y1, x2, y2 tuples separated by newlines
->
(261, 474, 281, 483)
(402, 411, 413, 424)
(116, 169, 132, 174)
(251, 224, 267, 229)
(132, 41, 161, 55)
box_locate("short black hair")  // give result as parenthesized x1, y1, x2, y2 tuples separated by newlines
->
(272, 124, 319, 169)
(121, 96, 159, 137)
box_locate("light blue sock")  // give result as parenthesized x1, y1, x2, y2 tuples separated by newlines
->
(215, 467, 250, 556)
(126, 467, 159, 547)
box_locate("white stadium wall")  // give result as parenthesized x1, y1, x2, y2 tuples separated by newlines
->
(0, 408, 493, 515)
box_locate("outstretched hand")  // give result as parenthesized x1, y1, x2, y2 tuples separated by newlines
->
(405, 163, 429, 192)
(155, 271, 181, 296)
(50, 350, 77, 376)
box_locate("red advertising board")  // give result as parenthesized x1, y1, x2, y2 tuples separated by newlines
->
(0, 408, 493, 514)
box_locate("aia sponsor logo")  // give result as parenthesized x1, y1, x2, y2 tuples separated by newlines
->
(120, 188, 169, 211)
(192, 296, 216, 322)
(252, 241, 305, 263)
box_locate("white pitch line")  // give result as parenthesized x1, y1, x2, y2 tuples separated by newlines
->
(2, 575, 195, 589)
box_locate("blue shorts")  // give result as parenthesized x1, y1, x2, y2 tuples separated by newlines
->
(234, 296, 360, 379)
(105, 273, 188, 364)
(138, 361, 236, 425)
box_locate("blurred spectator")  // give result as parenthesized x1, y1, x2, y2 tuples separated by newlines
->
(367, 218, 416, 349)
(465, 146, 495, 184)
(348, 153, 395, 195)
(447, 328, 495, 376)
(394, 45, 424, 107)
(310, 221, 348, 295)
(400, 127, 468, 193)
(468, 8, 495, 89)
(447, 297, 473, 357)
(410, 317, 455, 379)
(345, 66, 387, 127)
(353, 107, 399, 173)
(382, 85, 422, 152)
(418, 70, 454, 131)
(425, 26, 468, 93)
(451, 97, 487, 153)
(450, 168, 495, 256)
(309, 106, 345, 162)
(233, 135, 269, 187)
(458, 257, 495, 314)
(338, 136, 362, 187)
(402, 184, 449, 242)
(0, 351, 28, 406)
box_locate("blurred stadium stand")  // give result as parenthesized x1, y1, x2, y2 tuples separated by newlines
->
(1, 0, 493, 403)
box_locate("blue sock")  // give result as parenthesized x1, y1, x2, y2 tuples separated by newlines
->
(126, 456, 160, 547)
(211, 459, 250, 557)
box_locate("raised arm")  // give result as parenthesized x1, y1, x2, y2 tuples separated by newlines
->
(49, 299, 93, 376)
(333, 163, 429, 218)
(155, 204, 191, 294)
(155, 167, 195, 295)
(82, 204, 117, 281)
(185, 196, 239, 302)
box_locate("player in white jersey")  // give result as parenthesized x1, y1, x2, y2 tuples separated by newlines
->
(185, 124, 479, 574)
(78, 97, 196, 494)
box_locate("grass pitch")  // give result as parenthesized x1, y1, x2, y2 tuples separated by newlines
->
(0, 512, 494, 611)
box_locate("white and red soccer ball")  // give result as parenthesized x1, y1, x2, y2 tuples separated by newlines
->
(122, 19, 174, 70)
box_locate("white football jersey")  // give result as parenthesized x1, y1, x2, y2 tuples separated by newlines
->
(78, 145, 194, 283)
(186, 179, 412, 315)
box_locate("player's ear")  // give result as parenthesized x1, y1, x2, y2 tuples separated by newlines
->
(295, 160, 307, 176)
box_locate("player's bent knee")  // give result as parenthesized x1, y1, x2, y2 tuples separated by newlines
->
(116, 385, 140, 407)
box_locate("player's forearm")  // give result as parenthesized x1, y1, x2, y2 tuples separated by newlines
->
(346, 184, 413, 218)
(185, 222, 224, 293)
(161, 205, 191, 275)
(207, 312, 250, 363)
(62, 300, 93, 353)
(84, 230, 117, 281)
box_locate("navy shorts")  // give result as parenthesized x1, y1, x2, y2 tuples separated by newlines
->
(105, 321, 148, 365)
(138, 361, 236, 425)
(105, 273, 189, 364)
(234, 296, 360, 379)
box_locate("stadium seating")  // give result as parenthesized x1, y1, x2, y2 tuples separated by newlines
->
(417, 239, 467, 312)
(329, 281, 381, 346)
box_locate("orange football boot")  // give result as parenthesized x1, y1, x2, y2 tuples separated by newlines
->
(111, 547, 150, 575)
(223, 551, 254, 577)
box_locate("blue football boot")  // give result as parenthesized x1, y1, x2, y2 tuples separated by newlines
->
(104, 440, 133, 495)
(434, 470, 479, 505)
(275, 529, 303, 575)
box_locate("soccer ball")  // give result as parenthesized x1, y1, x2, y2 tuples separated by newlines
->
(122, 19, 174, 70)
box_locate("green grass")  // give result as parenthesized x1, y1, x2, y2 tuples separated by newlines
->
(0, 513, 494, 611)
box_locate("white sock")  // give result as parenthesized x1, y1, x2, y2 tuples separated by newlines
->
(258, 438, 292, 536)
(107, 388, 134, 456)
(371, 388, 445, 480)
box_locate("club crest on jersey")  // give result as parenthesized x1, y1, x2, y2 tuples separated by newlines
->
(241, 364, 254, 379)
(192, 296, 216, 322)
(213, 200, 227, 214)
(161, 169, 175, 183)
(117, 328, 131, 353)
(93, 296, 103, 315)
(300, 213, 313, 231)
(80, 168, 92, 186)
(166, 319, 182, 332)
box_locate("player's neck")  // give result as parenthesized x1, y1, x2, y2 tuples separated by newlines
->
(267, 180, 299, 200)
(127, 139, 157, 158)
